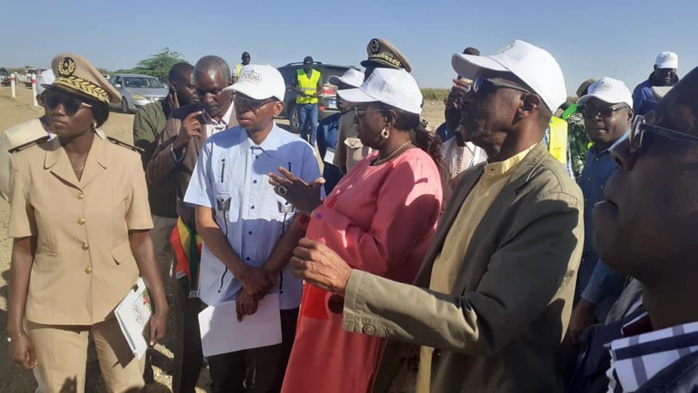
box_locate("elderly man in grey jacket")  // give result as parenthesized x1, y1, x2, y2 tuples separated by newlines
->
(290, 40, 584, 392)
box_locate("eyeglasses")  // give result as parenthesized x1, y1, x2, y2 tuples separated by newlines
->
(233, 95, 275, 111)
(44, 90, 92, 116)
(628, 115, 698, 154)
(577, 105, 629, 119)
(470, 76, 533, 95)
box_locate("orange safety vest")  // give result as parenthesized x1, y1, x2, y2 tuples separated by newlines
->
(296, 69, 321, 104)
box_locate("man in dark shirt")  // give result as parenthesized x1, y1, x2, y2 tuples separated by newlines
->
(567, 77, 633, 344)
(131, 61, 196, 384)
(632, 51, 679, 116)
(133, 62, 196, 289)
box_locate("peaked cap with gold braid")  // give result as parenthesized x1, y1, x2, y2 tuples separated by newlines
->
(48, 53, 121, 104)
(360, 38, 412, 73)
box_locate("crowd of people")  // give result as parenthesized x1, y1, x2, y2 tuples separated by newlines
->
(1, 36, 696, 393)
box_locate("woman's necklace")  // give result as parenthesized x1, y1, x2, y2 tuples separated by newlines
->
(373, 140, 413, 166)
(71, 156, 88, 175)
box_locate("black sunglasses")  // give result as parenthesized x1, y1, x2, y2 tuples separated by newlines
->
(233, 94, 276, 111)
(471, 76, 533, 95)
(627, 115, 698, 154)
(44, 90, 92, 116)
(577, 104, 629, 119)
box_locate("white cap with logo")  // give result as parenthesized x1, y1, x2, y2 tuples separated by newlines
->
(577, 77, 633, 108)
(655, 51, 678, 70)
(337, 68, 422, 114)
(329, 68, 363, 88)
(224, 64, 285, 101)
(451, 40, 567, 113)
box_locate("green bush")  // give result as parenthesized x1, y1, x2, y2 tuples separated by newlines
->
(421, 88, 450, 102)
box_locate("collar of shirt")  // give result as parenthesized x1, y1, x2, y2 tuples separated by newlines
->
(607, 312, 698, 392)
(202, 102, 235, 137)
(590, 131, 630, 156)
(236, 123, 287, 160)
(482, 143, 537, 180)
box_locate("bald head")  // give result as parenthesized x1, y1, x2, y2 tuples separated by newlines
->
(649, 66, 698, 136)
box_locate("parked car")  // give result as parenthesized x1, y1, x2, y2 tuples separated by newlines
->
(23, 68, 47, 87)
(108, 74, 168, 113)
(276, 62, 360, 131)
(0, 68, 9, 86)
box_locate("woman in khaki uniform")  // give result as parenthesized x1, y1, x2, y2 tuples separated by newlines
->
(6, 53, 169, 393)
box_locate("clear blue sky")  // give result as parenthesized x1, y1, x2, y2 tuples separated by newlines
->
(2, 0, 697, 95)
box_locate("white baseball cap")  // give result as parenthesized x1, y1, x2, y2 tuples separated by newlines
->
(655, 51, 678, 70)
(37, 69, 55, 95)
(224, 64, 285, 101)
(451, 40, 567, 112)
(329, 68, 363, 88)
(337, 68, 422, 114)
(577, 77, 633, 108)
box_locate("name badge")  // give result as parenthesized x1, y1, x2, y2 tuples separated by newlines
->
(324, 147, 336, 164)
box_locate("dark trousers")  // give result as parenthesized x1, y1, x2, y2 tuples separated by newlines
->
(207, 308, 299, 393)
(172, 277, 205, 393)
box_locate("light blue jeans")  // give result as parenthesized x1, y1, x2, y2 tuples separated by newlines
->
(297, 103, 319, 146)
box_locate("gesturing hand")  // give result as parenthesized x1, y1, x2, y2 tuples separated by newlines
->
(173, 111, 203, 150)
(268, 167, 324, 215)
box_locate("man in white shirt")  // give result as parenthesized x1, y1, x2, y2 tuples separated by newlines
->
(184, 64, 320, 393)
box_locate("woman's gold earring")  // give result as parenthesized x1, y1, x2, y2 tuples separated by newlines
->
(381, 127, 390, 139)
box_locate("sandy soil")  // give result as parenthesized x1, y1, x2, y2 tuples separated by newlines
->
(0, 85, 445, 392)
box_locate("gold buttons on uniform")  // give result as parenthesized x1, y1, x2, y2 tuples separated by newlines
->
(77, 218, 86, 225)
(81, 243, 89, 250)
(84, 267, 92, 274)
(77, 192, 84, 199)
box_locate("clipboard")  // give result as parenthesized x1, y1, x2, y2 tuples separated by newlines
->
(114, 277, 152, 360)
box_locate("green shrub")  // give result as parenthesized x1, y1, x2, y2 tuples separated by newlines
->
(421, 88, 450, 102)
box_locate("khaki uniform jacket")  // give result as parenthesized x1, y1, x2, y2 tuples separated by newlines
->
(145, 103, 237, 229)
(8, 134, 153, 325)
(0, 118, 49, 202)
(342, 143, 584, 392)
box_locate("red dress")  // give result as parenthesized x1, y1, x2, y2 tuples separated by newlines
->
(281, 149, 443, 393)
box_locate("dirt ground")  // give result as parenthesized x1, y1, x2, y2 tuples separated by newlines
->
(0, 85, 445, 392)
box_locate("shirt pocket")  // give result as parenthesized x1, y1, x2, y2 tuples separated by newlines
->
(111, 241, 135, 266)
(33, 253, 61, 273)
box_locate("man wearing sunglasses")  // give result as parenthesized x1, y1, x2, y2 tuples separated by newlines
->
(146, 55, 237, 393)
(568, 66, 698, 392)
(184, 64, 320, 392)
(567, 77, 634, 345)
(0, 70, 55, 202)
(289, 40, 584, 392)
